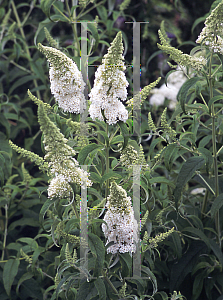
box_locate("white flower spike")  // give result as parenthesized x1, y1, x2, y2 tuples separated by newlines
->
(89, 32, 129, 125)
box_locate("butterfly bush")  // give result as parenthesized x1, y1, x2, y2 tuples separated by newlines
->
(89, 32, 129, 125)
(102, 182, 138, 254)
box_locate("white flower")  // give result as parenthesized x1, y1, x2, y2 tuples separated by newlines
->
(149, 67, 187, 109)
(48, 157, 92, 199)
(102, 182, 139, 254)
(89, 32, 129, 125)
(38, 44, 86, 114)
(89, 65, 129, 125)
(102, 206, 138, 254)
(49, 61, 86, 114)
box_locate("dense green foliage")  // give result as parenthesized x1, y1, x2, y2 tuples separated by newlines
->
(1, 1, 223, 300)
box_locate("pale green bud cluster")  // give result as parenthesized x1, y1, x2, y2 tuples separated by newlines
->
(55, 222, 81, 245)
(65, 244, 77, 265)
(171, 291, 184, 300)
(144, 227, 175, 250)
(161, 107, 177, 139)
(119, 0, 131, 11)
(120, 145, 138, 170)
(44, 27, 58, 49)
(103, 31, 125, 68)
(196, 1, 223, 54)
(158, 21, 206, 71)
(37, 102, 76, 161)
(3, 174, 18, 197)
(148, 112, 157, 132)
(20, 249, 32, 264)
(126, 77, 161, 108)
(106, 182, 132, 214)
(21, 163, 32, 185)
(119, 282, 127, 298)
(9, 140, 49, 173)
(141, 210, 149, 228)
(120, 144, 148, 172)
(28, 90, 52, 111)
(54, 273, 60, 288)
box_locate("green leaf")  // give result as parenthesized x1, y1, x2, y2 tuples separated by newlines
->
(126, 277, 146, 296)
(78, 143, 103, 165)
(149, 177, 175, 189)
(119, 253, 132, 278)
(182, 227, 210, 248)
(88, 23, 99, 53)
(8, 218, 39, 231)
(211, 193, 223, 218)
(88, 233, 105, 277)
(40, 0, 56, 19)
(17, 237, 38, 249)
(9, 75, 38, 95)
(209, 239, 223, 267)
(96, 130, 109, 146)
(198, 135, 212, 148)
(141, 266, 157, 294)
(170, 241, 207, 292)
(100, 171, 121, 185)
(3, 258, 20, 296)
(117, 121, 129, 150)
(94, 278, 106, 300)
(191, 15, 208, 33)
(96, 5, 107, 22)
(192, 271, 205, 299)
(198, 147, 213, 174)
(39, 197, 55, 222)
(88, 187, 103, 200)
(76, 281, 97, 300)
(208, 95, 223, 113)
(16, 272, 33, 294)
(171, 231, 182, 259)
(177, 77, 201, 113)
(173, 156, 205, 207)
(164, 143, 178, 171)
(18, 278, 43, 299)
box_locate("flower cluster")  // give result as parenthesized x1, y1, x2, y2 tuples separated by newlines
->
(37, 102, 92, 199)
(149, 67, 187, 109)
(196, 1, 223, 54)
(89, 32, 129, 125)
(38, 44, 86, 114)
(102, 182, 138, 254)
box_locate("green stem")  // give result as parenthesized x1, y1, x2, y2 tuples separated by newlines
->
(76, 0, 106, 19)
(67, 0, 80, 57)
(1, 205, 8, 261)
(11, 0, 41, 99)
(2, 54, 32, 74)
(52, 4, 71, 22)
